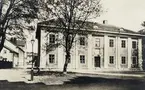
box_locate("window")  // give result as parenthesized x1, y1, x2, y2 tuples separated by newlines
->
(121, 40, 126, 48)
(49, 34, 55, 44)
(49, 54, 55, 63)
(109, 56, 114, 64)
(132, 56, 137, 64)
(121, 56, 126, 64)
(132, 41, 137, 49)
(109, 39, 114, 47)
(95, 38, 100, 47)
(80, 37, 85, 45)
(65, 55, 71, 63)
(80, 55, 85, 63)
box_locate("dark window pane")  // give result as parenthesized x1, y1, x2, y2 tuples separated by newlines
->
(80, 55, 85, 63)
(49, 34, 55, 44)
(80, 37, 85, 45)
(109, 39, 114, 47)
(49, 54, 55, 63)
(121, 56, 126, 64)
(121, 40, 126, 48)
(132, 41, 137, 49)
(109, 56, 114, 64)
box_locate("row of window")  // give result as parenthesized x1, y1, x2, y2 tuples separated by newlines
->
(109, 56, 126, 64)
(109, 39, 137, 49)
(48, 54, 85, 64)
(49, 34, 137, 48)
(49, 54, 137, 65)
(109, 56, 137, 64)
(49, 34, 86, 45)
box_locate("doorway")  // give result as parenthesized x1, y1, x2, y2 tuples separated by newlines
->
(94, 56, 101, 67)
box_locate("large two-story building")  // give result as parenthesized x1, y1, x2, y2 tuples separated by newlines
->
(36, 19, 145, 72)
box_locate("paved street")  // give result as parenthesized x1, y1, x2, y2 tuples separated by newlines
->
(0, 69, 144, 90)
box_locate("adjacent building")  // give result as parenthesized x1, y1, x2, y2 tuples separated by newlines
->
(36, 19, 144, 72)
(0, 39, 25, 68)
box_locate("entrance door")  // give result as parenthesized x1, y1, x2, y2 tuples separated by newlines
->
(94, 56, 100, 67)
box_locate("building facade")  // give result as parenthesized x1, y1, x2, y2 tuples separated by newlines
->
(0, 39, 25, 68)
(36, 19, 144, 72)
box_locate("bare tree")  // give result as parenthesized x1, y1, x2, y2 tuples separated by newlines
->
(0, 0, 39, 52)
(42, 0, 103, 73)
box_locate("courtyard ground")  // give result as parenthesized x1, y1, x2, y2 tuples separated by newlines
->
(0, 69, 145, 90)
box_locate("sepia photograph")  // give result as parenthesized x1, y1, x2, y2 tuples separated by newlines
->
(0, 0, 145, 90)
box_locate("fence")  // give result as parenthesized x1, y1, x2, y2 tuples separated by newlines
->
(0, 61, 13, 69)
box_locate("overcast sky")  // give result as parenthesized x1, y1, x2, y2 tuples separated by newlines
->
(95, 0, 145, 31)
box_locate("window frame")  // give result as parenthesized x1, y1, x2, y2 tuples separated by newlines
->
(132, 56, 137, 64)
(109, 39, 114, 47)
(95, 38, 100, 47)
(49, 54, 55, 64)
(109, 56, 114, 64)
(80, 55, 85, 64)
(132, 41, 137, 49)
(121, 56, 126, 64)
(121, 40, 126, 48)
(80, 37, 85, 46)
(49, 34, 55, 44)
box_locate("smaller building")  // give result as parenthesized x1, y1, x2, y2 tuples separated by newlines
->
(0, 39, 25, 68)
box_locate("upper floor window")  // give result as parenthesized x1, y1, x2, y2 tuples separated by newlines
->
(121, 40, 126, 48)
(109, 56, 114, 64)
(80, 55, 85, 64)
(109, 39, 114, 47)
(49, 54, 55, 63)
(121, 56, 126, 64)
(80, 37, 85, 46)
(132, 41, 137, 49)
(49, 34, 55, 44)
(95, 38, 100, 47)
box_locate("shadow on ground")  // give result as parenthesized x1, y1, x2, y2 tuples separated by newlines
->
(64, 76, 143, 85)
(63, 76, 145, 90)
(0, 80, 45, 90)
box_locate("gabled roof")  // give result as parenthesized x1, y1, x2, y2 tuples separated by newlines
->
(4, 39, 18, 53)
(4, 39, 25, 53)
(37, 18, 142, 36)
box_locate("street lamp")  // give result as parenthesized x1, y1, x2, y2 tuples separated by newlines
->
(31, 38, 35, 81)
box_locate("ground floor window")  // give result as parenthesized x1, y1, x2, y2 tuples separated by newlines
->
(80, 55, 85, 64)
(49, 54, 55, 63)
(121, 56, 126, 64)
(132, 56, 137, 64)
(109, 56, 114, 64)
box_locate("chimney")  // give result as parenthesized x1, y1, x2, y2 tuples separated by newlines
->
(103, 20, 108, 24)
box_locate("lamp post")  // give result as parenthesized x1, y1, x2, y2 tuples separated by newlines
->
(31, 38, 35, 81)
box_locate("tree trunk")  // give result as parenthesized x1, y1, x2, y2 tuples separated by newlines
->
(0, 34, 5, 52)
(63, 52, 70, 74)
